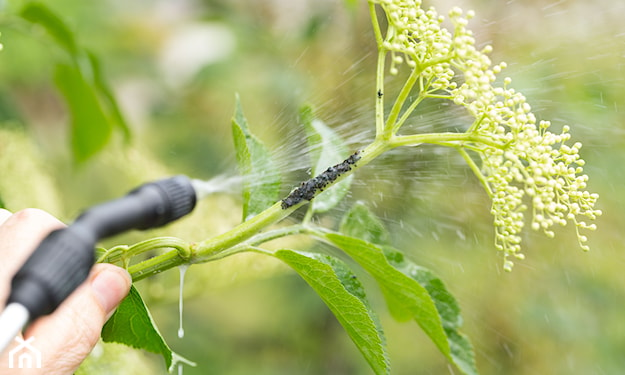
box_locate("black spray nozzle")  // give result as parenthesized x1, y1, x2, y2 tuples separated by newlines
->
(6, 175, 197, 323)
(75, 175, 197, 238)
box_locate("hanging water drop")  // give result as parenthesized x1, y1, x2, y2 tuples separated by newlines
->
(178, 264, 189, 339)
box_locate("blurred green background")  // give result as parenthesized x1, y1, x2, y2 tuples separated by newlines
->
(1, 0, 624, 374)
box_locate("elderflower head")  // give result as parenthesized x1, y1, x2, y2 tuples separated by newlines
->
(372, 0, 601, 270)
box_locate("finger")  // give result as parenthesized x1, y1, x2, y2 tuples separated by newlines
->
(21, 264, 131, 374)
(0, 209, 65, 303)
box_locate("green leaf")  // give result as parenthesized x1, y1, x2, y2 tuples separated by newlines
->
(339, 202, 478, 374)
(20, 4, 129, 161)
(20, 2, 78, 56)
(54, 63, 112, 163)
(232, 94, 281, 220)
(339, 201, 390, 245)
(102, 285, 195, 372)
(274, 249, 389, 375)
(324, 233, 451, 358)
(300, 106, 353, 213)
(384, 248, 478, 375)
(86, 50, 131, 141)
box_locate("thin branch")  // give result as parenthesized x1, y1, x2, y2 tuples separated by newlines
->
(457, 147, 493, 197)
(384, 67, 422, 137)
(393, 93, 426, 131)
(390, 132, 506, 149)
(375, 49, 386, 137)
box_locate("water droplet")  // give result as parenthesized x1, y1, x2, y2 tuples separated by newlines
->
(178, 265, 189, 339)
(456, 229, 466, 240)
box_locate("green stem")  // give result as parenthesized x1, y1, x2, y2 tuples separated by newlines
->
(129, 250, 183, 282)
(421, 55, 454, 70)
(96, 245, 127, 264)
(247, 224, 310, 247)
(393, 93, 426, 131)
(192, 201, 296, 261)
(124, 203, 298, 280)
(368, 1, 384, 48)
(467, 112, 487, 134)
(370, 1, 386, 138)
(115, 238, 190, 281)
(375, 49, 386, 137)
(390, 132, 505, 149)
(425, 94, 452, 100)
(457, 148, 493, 197)
(131, 237, 190, 259)
(302, 208, 314, 225)
(189, 225, 311, 264)
(384, 67, 421, 137)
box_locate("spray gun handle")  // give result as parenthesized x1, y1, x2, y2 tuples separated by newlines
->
(8, 227, 96, 319)
(6, 175, 197, 323)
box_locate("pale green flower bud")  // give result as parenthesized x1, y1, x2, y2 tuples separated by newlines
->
(371, 0, 600, 270)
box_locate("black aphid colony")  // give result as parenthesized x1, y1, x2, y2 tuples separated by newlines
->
(281, 151, 361, 209)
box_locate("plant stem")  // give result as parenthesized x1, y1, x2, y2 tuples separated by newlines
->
(390, 132, 505, 149)
(124, 203, 297, 280)
(375, 49, 386, 137)
(129, 250, 183, 282)
(384, 67, 421, 137)
(101, 237, 190, 281)
(369, 2, 386, 138)
(393, 93, 426, 131)
(245, 224, 310, 246)
(192, 201, 296, 260)
(457, 148, 493, 197)
(368, 1, 384, 48)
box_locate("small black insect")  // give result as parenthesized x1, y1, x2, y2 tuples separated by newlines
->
(377, 89, 383, 98)
(281, 150, 362, 209)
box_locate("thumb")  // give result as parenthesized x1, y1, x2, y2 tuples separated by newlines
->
(89, 264, 132, 321)
(20, 264, 131, 375)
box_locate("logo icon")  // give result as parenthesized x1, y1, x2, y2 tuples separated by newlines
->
(8, 336, 42, 369)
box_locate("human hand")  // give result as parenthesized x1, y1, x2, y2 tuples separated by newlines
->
(0, 209, 131, 374)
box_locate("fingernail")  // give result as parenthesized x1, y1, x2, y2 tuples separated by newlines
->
(91, 267, 131, 319)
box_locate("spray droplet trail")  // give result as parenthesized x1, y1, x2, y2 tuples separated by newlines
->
(191, 175, 244, 200)
(178, 265, 188, 339)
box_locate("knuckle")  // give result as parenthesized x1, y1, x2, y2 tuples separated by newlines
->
(10, 208, 63, 228)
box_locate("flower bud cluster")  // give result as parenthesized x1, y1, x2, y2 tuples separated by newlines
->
(372, 0, 600, 270)
(375, 0, 456, 86)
